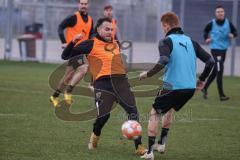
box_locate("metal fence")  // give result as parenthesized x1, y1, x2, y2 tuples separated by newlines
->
(1, 0, 170, 62)
(1, 0, 170, 40)
(1, 0, 239, 41)
(0, 0, 239, 75)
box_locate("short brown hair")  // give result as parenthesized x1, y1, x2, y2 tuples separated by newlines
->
(104, 4, 113, 10)
(95, 17, 112, 32)
(160, 12, 180, 27)
(78, 0, 88, 3)
(216, 5, 224, 10)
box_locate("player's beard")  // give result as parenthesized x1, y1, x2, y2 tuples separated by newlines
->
(104, 36, 112, 42)
(80, 8, 87, 14)
(108, 14, 112, 19)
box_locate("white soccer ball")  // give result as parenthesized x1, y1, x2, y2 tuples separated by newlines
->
(121, 120, 142, 140)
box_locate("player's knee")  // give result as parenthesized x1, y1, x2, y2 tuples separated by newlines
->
(78, 65, 88, 74)
(63, 77, 71, 85)
(148, 127, 157, 136)
(65, 72, 74, 82)
(74, 72, 85, 80)
(162, 120, 172, 128)
(82, 65, 89, 73)
(162, 112, 173, 128)
(148, 120, 158, 135)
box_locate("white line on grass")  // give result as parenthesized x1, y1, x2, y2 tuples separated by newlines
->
(0, 113, 28, 117)
(0, 87, 46, 95)
(0, 87, 96, 100)
(193, 118, 222, 121)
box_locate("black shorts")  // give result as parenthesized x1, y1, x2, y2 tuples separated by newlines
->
(67, 55, 84, 70)
(93, 76, 138, 120)
(153, 89, 195, 114)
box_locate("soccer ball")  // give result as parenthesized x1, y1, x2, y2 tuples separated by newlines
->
(121, 120, 142, 140)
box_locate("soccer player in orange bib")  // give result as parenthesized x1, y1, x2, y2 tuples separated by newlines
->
(61, 18, 146, 156)
(50, 0, 94, 107)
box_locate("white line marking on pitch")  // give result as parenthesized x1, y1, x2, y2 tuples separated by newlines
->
(0, 87, 45, 95)
(0, 113, 28, 117)
(194, 118, 222, 121)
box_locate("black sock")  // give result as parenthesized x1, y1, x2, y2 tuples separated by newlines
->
(66, 85, 74, 93)
(158, 128, 169, 145)
(134, 136, 142, 149)
(93, 115, 110, 137)
(52, 89, 61, 97)
(148, 136, 156, 154)
(93, 125, 102, 136)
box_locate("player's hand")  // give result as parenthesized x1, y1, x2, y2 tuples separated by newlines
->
(61, 43, 68, 49)
(205, 38, 211, 44)
(139, 71, 148, 80)
(229, 33, 234, 39)
(72, 34, 84, 43)
(196, 80, 205, 91)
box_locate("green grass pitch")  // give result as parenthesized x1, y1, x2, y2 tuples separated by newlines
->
(0, 60, 240, 160)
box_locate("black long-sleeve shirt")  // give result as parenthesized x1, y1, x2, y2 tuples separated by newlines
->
(203, 18, 237, 40)
(147, 27, 215, 81)
(61, 34, 109, 60)
(58, 11, 94, 43)
(62, 34, 125, 81)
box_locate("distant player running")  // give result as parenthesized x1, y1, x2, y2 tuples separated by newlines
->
(202, 5, 237, 101)
(139, 12, 214, 159)
(50, 0, 94, 107)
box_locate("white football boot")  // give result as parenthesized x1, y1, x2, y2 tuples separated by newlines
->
(140, 151, 154, 160)
(153, 143, 165, 154)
